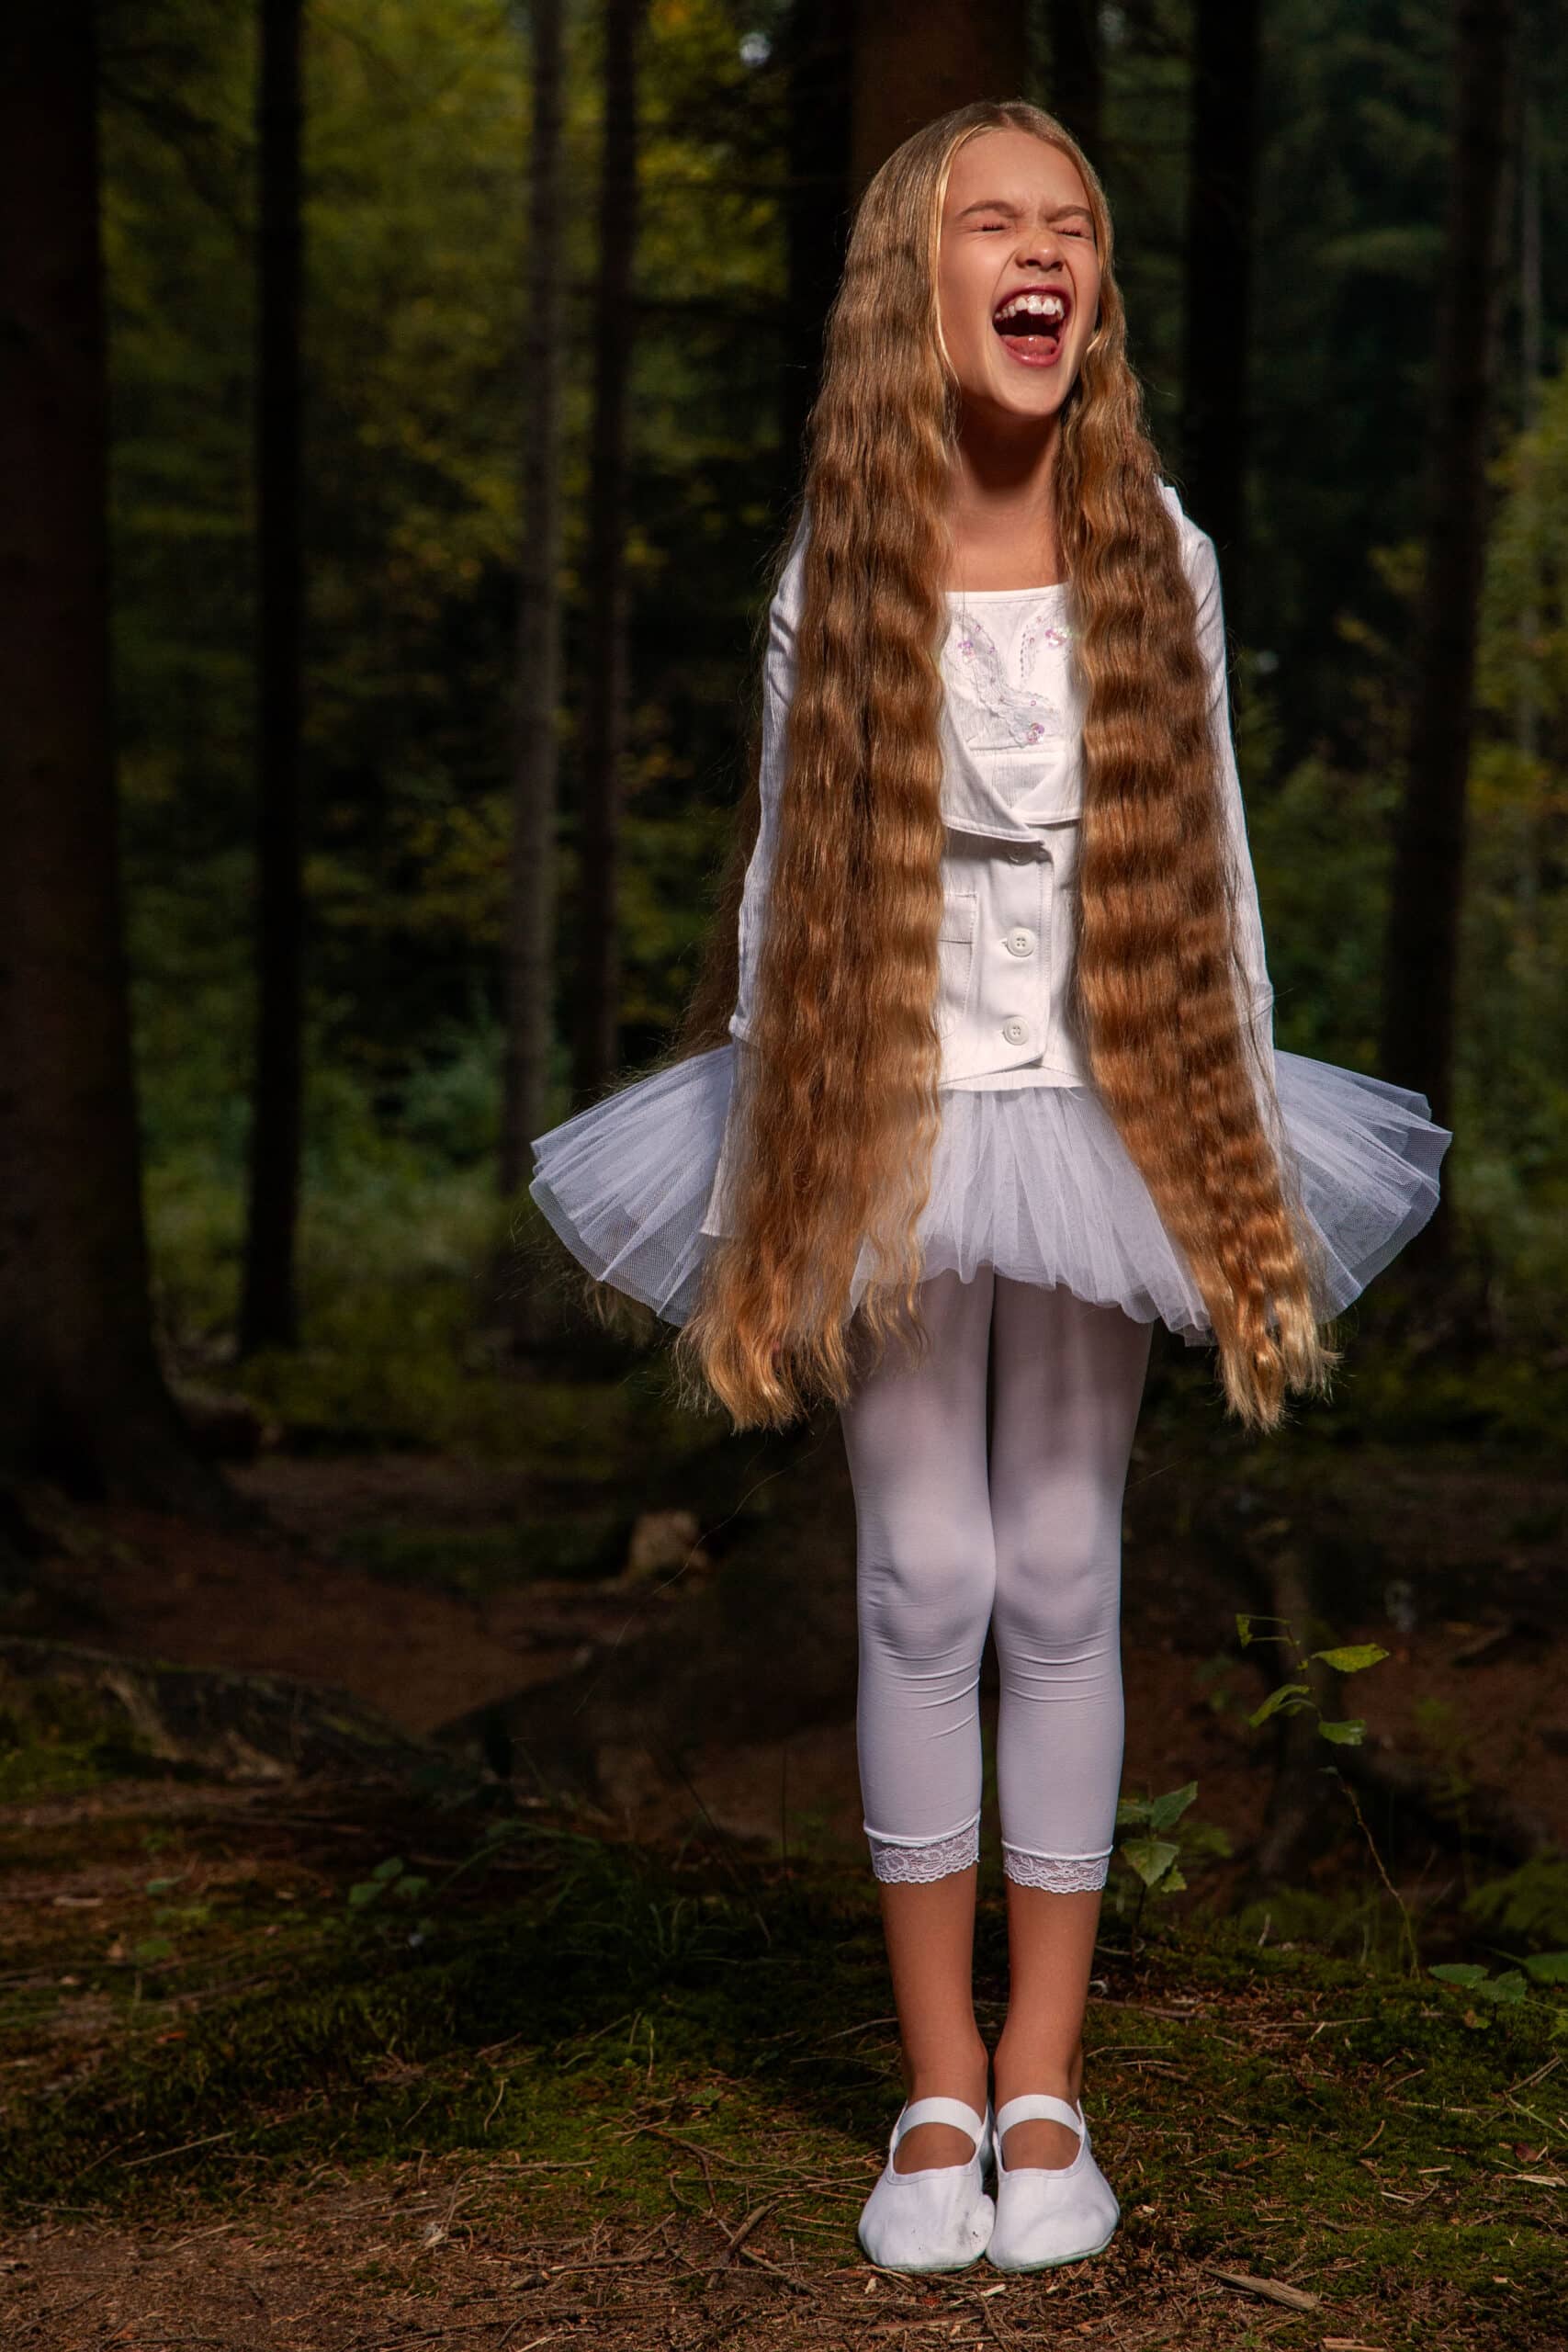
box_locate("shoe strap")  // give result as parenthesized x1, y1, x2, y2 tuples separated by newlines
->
(895, 2096, 987, 2153)
(995, 2093, 1084, 2140)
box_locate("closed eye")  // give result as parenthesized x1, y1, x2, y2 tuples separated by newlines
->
(972, 217, 1093, 239)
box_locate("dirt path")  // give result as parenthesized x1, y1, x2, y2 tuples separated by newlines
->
(3, 2161, 1478, 2352)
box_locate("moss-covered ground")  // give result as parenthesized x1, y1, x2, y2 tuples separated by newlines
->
(0, 1747, 1562, 2351)
(5, 1250, 1565, 2346)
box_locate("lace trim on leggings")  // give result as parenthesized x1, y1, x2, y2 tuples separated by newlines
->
(865, 1815, 980, 1884)
(1000, 1844, 1111, 1893)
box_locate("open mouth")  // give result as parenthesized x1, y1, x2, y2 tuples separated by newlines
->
(992, 288, 1069, 367)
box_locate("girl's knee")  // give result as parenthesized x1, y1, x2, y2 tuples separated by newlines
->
(990, 1526, 1120, 1658)
(860, 1522, 997, 1657)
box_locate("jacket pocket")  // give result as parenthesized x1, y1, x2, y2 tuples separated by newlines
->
(986, 734, 1084, 825)
(935, 891, 979, 1039)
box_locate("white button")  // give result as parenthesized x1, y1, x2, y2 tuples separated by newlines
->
(1002, 1018, 1030, 1046)
(1004, 928, 1036, 958)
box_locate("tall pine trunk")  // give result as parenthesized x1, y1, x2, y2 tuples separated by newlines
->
(496, 0, 567, 1354)
(1045, 0, 1101, 153)
(779, 0, 852, 500)
(571, 0, 648, 1102)
(1179, 0, 1259, 625)
(240, 0, 306, 1354)
(502, 0, 566, 1202)
(1379, 0, 1515, 1246)
(0, 4, 229, 1510)
(850, 1, 1028, 193)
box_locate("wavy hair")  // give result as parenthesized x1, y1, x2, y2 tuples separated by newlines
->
(667, 98, 1340, 1433)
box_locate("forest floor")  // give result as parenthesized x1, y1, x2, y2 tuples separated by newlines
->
(1, 1342, 1565, 2348)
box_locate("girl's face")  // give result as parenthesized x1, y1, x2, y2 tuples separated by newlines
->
(936, 128, 1101, 425)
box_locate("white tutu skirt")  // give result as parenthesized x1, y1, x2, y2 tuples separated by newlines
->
(528, 1045, 1451, 1347)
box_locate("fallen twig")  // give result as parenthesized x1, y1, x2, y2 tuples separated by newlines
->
(1205, 2265, 1321, 2312)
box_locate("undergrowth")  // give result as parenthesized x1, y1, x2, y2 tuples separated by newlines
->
(0, 1770, 1562, 2348)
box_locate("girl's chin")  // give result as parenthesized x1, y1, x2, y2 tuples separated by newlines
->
(961, 362, 1078, 415)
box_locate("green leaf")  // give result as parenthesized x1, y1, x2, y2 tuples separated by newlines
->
(130, 1935, 173, 1966)
(1318, 1718, 1366, 1746)
(1430, 1962, 1489, 1988)
(1114, 1796, 1152, 1829)
(1483, 1971, 1529, 2007)
(347, 1881, 384, 1909)
(371, 1857, 404, 1882)
(1248, 1683, 1312, 1727)
(1121, 1838, 1180, 1889)
(1235, 1614, 1253, 1647)
(1523, 1951, 1568, 1984)
(1311, 1644, 1391, 1675)
(143, 1876, 182, 1894)
(1148, 1781, 1199, 1832)
(392, 1874, 432, 1903)
(1156, 1864, 1188, 1894)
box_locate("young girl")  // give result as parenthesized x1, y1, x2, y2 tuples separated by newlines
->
(529, 100, 1451, 2276)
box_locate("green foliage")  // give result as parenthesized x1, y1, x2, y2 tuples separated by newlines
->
(107, 0, 788, 1148)
(1465, 1854, 1568, 1951)
(1428, 1954, 1568, 2035)
(1235, 1612, 1388, 1747)
(1111, 1780, 1232, 1912)
(1247, 751, 1397, 1072)
(344, 1855, 434, 1948)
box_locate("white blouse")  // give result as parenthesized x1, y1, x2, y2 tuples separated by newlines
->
(728, 481, 1278, 1102)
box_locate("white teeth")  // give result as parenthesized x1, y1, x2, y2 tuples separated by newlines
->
(995, 291, 1066, 324)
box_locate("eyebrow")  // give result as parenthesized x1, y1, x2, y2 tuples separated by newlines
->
(953, 197, 1093, 221)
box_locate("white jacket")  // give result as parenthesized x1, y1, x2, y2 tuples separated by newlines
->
(727, 480, 1277, 1099)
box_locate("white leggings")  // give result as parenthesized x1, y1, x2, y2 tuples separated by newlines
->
(840, 1268, 1154, 1893)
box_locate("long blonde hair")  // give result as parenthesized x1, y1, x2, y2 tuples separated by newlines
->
(670, 98, 1340, 1433)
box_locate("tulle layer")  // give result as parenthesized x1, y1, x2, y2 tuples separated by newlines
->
(528, 1045, 1452, 1345)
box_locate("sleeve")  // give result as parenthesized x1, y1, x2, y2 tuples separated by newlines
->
(1183, 519, 1279, 1100)
(729, 524, 805, 1045)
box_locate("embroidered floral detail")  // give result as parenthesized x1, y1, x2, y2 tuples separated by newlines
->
(1017, 612, 1071, 681)
(944, 611, 1066, 750)
(1000, 1846, 1110, 1893)
(867, 1820, 980, 1883)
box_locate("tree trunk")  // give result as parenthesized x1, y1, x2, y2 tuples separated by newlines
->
(571, 0, 648, 1102)
(1379, 0, 1515, 1222)
(1179, 0, 1259, 629)
(850, 1, 1029, 197)
(500, 0, 566, 1349)
(1510, 85, 1540, 970)
(0, 4, 232, 1513)
(1044, 0, 1101, 153)
(240, 0, 307, 1354)
(778, 0, 852, 500)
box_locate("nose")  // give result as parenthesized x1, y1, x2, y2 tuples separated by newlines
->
(1013, 222, 1070, 273)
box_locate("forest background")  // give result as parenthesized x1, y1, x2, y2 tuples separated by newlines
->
(5, 0, 1562, 1455)
(73, 0, 1568, 1431)
(1, 3, 1566, 2347)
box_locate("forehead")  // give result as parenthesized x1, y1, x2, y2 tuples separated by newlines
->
(942, 128, 1091, 222)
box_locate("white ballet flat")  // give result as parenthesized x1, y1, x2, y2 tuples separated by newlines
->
(985, 2093, 1119, 2271)
(856, 2096, 997, 2272)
